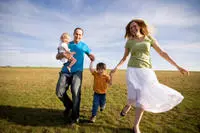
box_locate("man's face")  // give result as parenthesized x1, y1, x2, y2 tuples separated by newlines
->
(73, 29, 83, 43)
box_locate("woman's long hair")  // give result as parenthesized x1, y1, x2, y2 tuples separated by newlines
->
(124, 19, 150, 39)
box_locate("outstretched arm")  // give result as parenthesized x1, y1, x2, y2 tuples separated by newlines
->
(110, 48, 129, 74)
(108, 72, 113, 85)
(152, 40, 189, 75)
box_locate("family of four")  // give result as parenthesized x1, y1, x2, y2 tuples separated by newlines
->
(55, 19, 189, 133)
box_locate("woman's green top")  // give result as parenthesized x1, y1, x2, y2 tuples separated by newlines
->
(125, 36, 154, 68)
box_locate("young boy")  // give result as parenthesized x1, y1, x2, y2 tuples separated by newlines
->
(57, 32, 76, 72)
(89, 61, 113, 123)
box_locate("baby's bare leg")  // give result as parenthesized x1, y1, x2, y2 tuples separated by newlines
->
(68, 57, 77, 68)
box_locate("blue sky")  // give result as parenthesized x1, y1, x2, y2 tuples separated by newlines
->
(0, 0, 200, 71)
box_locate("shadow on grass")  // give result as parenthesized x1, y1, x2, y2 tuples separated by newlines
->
(0, 105, 66, 127)
(0, 105, 132, 132)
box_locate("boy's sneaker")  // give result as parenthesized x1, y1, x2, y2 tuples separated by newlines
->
(100, 104, 106, 112)
(89, 116, 96, 123)
(100, 108, 104, 112)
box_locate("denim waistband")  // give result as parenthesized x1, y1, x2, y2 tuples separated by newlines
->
(59, 72, 72, 77)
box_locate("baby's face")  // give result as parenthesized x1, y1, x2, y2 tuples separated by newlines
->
(62, 36, 70, 43)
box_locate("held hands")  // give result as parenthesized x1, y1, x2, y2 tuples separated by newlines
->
(110, 67, 117, 74)
(88, 54, 95, 61)
(177, 66, 189, 76)
(109, 71, 114, 76)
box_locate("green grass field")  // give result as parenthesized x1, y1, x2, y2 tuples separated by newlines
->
(0, 67, 200, 133)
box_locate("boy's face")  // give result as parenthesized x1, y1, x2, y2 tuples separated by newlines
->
(97, 69, 105, 75)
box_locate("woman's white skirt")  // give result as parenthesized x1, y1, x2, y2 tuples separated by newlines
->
(126, 67, 184, 113)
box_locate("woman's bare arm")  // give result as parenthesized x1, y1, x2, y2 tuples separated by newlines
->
(111, 48, 129, 73)
(152, 40, 189, 75)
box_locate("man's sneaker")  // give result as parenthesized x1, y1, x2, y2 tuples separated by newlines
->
(89, 116, 96, 123)
(63, 108, 71, 118)
(70, 118, 80, 125)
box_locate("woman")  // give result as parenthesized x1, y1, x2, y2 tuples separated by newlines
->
(111, 19, 189, 133)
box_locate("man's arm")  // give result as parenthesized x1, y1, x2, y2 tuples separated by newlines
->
(56, 53, 64, 60)
(56, 52, 73, 60)
(87, 53, 95, 61)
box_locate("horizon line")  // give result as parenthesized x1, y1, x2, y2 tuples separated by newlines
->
(0, 66, 199, 72)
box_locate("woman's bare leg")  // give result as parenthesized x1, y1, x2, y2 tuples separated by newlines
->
(133, 107, 144, 133)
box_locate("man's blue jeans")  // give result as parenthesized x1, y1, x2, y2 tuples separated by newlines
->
(56, 71, 83, 120)
(92, 92, 106, 116)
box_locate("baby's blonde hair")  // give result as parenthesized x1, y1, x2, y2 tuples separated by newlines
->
(60, 33, 70, 41)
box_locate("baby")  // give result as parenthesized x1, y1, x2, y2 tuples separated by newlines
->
(57, 33, 76, 72)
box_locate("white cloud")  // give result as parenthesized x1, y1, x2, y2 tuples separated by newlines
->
(137, 2, 200, 27)
(0, 0, 199, 71)
(0, 51, 59, 67)
(161, 41, 200, 52)
(0, 1, 75, 40)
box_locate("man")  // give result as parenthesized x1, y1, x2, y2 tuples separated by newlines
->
(56, 27, 95, 124)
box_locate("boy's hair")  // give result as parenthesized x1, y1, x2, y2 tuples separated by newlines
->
(60, 33, 70, 41)
(96, 62, 106, 70)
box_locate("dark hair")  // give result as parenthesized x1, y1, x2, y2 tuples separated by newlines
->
(96, 62, 106, 70)
(74, 27, 84, 35)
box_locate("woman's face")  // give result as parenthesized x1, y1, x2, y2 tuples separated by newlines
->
(129, 22, 140, 36)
